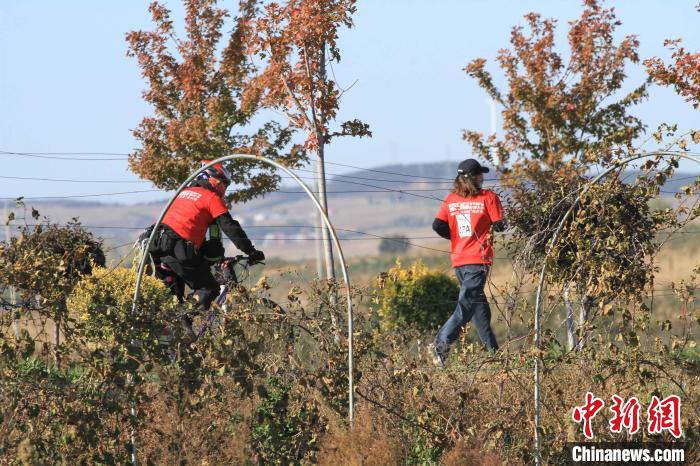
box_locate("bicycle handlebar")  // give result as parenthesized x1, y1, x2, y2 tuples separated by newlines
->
(220, 255, 265, 268)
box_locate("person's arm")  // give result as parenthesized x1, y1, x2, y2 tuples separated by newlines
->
(432, 218, 451, 240)
(486, 191, 506, 233)
(433, 197, 451, 240)
(215, 212, 255, 254)
(492, 219, 507, 232)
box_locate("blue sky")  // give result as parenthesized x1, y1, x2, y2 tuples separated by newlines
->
(1, 0, 698, 204)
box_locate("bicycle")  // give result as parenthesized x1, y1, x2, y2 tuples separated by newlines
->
(154, 254, 286, 344)
(197, 254, 283, 339)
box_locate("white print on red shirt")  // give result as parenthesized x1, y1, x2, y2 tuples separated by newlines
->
(448, 201, 485, 214)
(178, 191, 202, 202)
(448, 201, 484, 239)
(456, 214, 472, 238)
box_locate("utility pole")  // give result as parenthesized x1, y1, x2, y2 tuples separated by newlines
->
(3, 201, 20, 338)
(315, 180, 324, 278)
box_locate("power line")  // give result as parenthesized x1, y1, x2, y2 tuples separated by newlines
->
(0, 148, 465, 182)
(664, 174, 700, 182)
(4, 182, 694, 202)
(2, 150, 696, 204)
(4, 147, 699, 185)
(0, 190, 161, 200)
(2, 168, 691, 198)
(3, 150, 696, 193)
(0, 187, 452, 202)
(13, 217, 700, 259)
(0, 174, 446, 202)
(10, 221, 699, 236)
(321, 178, 443, 202)
(0, 172, 448, 189)
(7, 221, 699, 293)
(324, 160, 456, 180)
(6, 222, 452, 253)
(1, 148, 465, 184)
(104, 241, 134, 253)
(1, 184, 693, 201)
(0, 175, 149, 184)
(292, 166, 494, 184)
(0, 150, 128, 161)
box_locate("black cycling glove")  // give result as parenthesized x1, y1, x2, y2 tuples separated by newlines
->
(248, 249, 265, 264)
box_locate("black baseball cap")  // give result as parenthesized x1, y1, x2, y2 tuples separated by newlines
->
(457, 158, 490, 176)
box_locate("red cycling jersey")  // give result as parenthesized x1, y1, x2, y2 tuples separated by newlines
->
(162, 187, 228, 249)
(435, 190, 504, 267)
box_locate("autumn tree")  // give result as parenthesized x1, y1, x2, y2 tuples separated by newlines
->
(462, 0, 679, 349)
(126, 0, 307, 203)
(645, 5, 700, 109)
(243, 0, 371, 279)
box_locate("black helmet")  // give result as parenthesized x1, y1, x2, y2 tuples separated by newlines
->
(196, 160, 232, 196)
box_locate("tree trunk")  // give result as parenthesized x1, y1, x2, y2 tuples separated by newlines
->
(577, 294, 594, 349)
(315, 143, 335, 281)
(564, 285, 578, 350)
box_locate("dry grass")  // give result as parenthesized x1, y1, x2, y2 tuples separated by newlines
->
(318, 408, 402, 466)
(138, 383, 256, 465)
(441, 439, 510, 466)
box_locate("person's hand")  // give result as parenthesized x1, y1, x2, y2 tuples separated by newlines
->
(248, 249, 265, 264)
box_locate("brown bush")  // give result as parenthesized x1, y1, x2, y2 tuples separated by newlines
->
(441, 439, 508, 466)
(138, 383, 255, 465)
(318, 408, 402, 466)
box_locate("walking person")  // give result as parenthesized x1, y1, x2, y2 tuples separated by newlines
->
(429, 158, 505, 367)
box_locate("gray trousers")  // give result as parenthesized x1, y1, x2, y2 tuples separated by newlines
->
(434, 264, 499, 352)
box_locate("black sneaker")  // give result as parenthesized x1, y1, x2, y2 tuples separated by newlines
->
(428, 342, 446, 369)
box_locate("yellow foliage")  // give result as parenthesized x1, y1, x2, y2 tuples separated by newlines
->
(68, 266, 177, 339)
(377, 259, 458, 332)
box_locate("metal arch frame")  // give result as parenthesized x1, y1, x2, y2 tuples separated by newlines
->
(531, 151, 700, 465)
(129, 154, 355, 464)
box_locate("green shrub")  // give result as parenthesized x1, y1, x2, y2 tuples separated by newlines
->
(68, 266, 177, 341)
(377, 259, 459, 333)
(0, 215, 105, 325)
(251, 377, 321, 464)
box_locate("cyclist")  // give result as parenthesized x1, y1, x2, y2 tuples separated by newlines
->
(429, 158, 505, 368)
(148, 161, 265, 317)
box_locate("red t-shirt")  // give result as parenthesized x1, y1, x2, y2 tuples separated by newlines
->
(435, 190, 504, 267)
(162, 187, 229, 249)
